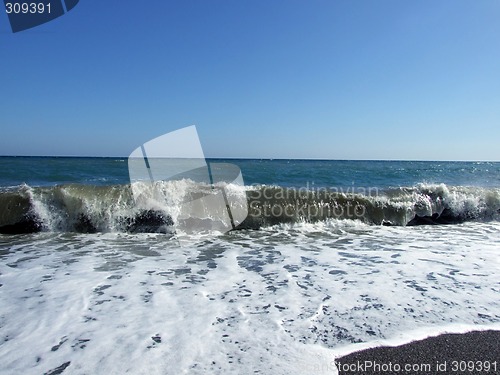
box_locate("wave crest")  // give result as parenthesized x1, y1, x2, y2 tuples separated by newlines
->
(0, 182, 499, 234)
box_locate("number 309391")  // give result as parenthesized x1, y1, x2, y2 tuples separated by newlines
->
(5, 2, 51, 14)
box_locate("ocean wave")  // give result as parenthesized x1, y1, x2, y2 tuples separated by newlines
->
(0, 182, 499, 234)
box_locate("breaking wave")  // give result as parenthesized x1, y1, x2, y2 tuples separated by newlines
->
(0, 182, 499, 234)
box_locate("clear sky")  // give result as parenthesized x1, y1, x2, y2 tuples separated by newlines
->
(1, 0, 499, 160)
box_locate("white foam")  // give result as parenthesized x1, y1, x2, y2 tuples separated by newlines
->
(1, 221, 499, 374)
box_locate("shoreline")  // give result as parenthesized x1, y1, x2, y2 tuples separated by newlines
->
(336, 330, 500, 374)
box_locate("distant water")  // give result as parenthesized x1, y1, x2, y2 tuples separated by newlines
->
(1, 156, 500, 188)
(1, 157, 499, 374)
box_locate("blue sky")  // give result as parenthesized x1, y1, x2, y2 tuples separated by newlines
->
(1, 0, 499, 160)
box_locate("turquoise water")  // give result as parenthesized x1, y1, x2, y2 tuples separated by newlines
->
(1, 156, 499, 188)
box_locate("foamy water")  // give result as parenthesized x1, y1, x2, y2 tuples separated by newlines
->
(1, 220, 499, 374)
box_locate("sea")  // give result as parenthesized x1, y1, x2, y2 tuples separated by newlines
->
(0, 157, 499, 374)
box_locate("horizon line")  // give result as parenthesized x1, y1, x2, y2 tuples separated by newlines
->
(0, 155, 499, 163)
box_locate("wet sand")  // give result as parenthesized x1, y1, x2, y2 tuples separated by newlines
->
(337, 330, 500, 375)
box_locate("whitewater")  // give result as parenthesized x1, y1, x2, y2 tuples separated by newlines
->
(0, 158, 499, 374)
